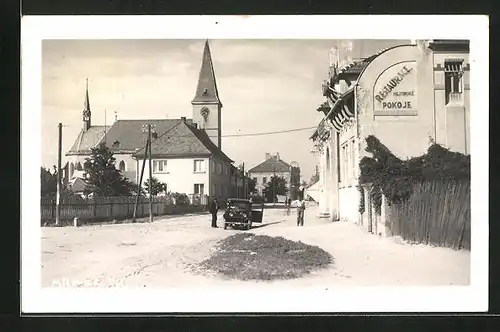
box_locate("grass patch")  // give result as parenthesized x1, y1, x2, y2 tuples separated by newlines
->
(198, 233, 333, 281)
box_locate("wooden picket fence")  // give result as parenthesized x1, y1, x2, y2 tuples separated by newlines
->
(41, 194, 208, 223)
(387, 180, 470, 250)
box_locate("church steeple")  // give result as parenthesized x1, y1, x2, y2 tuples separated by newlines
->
(82, 78, 91, 131)
(191, 40, 223, 149)
(192, 40, 222, 106)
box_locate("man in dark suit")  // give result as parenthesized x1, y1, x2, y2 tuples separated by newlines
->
(209, 198, 219, 228)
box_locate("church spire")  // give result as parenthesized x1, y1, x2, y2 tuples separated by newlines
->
(82, 78, 91, 131)
(191, 40, 222, 106)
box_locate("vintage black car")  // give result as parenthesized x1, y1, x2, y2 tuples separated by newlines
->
(223, 198, 264, 230)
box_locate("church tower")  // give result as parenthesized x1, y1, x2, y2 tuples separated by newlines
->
(82, 78, 91, 131)
(191, 40, 223, 149)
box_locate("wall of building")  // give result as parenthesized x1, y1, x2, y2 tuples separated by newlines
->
(138, 157, 210, 195)
(65, 153, 137, 184)
(208, 156, 233, 201)
(248, 171, 291, 196)
(356, 44, 436, 160)
(316, 129, 340, 220)
(433, 52, 470, 154)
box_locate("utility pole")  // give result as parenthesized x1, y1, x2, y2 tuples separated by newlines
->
(104, 109, 107, 146)
(55, 123, 62, 226)
(273, 166, 276, 206)
(132, 139, 149, 223)
(242, 162, 245, 199)
(148, 124, 153, 223)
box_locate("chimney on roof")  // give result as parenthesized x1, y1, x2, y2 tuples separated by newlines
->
(276, 153, 280, 160)
(265, 153, 271, 160)
(181, 117, 186, 122)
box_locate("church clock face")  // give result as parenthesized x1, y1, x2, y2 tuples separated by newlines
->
(200, 107, 210, 121)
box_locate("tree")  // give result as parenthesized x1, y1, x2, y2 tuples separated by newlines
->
(144, 177, 167, 196)
(40, 167, 57, 197)
(264, 176, 288, 202)
(172, 192, 190, 205)
(247, 177, 257, 194)
(40, 167, 76, 198)
(83, 143, 135, 197)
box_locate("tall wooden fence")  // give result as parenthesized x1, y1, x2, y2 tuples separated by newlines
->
(41, 194, 208, 223)
(387, 180, 470, 250)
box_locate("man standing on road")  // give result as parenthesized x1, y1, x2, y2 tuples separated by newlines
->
(209, 198, 219, 228)
(296, 197, 306, 226)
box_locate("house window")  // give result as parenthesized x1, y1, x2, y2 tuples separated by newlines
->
(153, 160, 168, 173)
(263, 177, 267, 184)
(211, 160, 215, 173)
(217, 163, 222, 174)
(194, 183, 205, 195)
(444, 59, 464, 104)
(194, 159, 205, 173)
(118, 160, 126, 172)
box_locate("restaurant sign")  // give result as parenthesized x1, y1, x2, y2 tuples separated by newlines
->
(373, 61, 417, 115)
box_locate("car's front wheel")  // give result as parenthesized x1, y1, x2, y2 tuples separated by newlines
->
(224, 223, 228, 230)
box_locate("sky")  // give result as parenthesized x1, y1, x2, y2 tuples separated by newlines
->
(42, 39, 408, 181)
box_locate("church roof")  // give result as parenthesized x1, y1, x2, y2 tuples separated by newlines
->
(67, 118, 233, 162)
(191, 40, 222, 105)
(67, 126, 108, 155)
(248, 156, 292, 173)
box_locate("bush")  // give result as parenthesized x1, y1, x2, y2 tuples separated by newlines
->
(171, 192, 190, 205)
(358, 135, 470, 215)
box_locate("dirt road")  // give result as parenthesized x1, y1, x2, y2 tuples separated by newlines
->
(42, 204, 470, 288)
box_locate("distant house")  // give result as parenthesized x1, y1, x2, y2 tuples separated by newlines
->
(248, 153, 301, 200)
(68, 177, 89, 198)
(64, 40, 238, 202)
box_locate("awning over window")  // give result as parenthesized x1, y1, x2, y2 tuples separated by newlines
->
(311, 86, 355, 140)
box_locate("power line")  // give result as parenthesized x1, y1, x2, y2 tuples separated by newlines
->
(61, 124, 317, 138)
(222, 126, 317, 137)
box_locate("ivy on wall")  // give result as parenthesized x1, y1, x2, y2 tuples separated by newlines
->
(358, 135, 470, 215)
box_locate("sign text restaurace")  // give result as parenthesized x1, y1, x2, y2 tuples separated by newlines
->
(375, 65, 413, 103)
